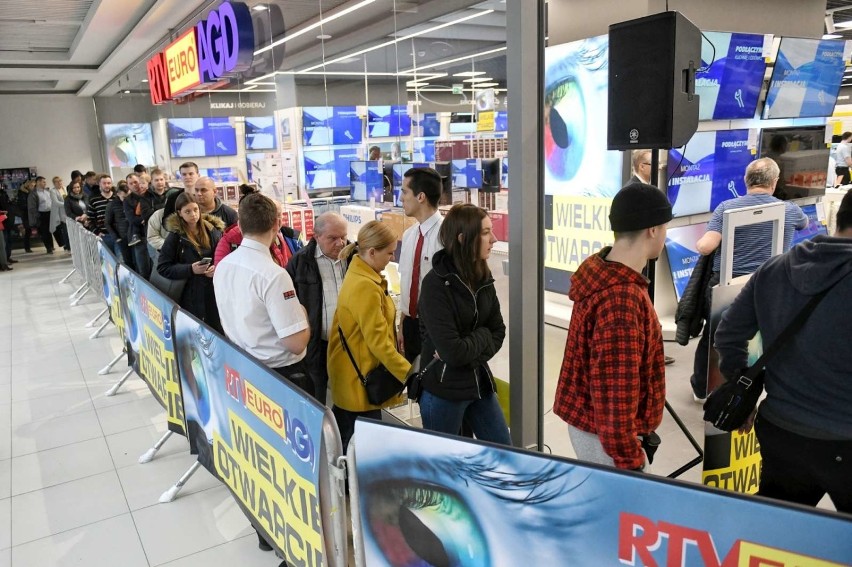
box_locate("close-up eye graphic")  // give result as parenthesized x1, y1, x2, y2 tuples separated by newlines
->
(364, 481, 490, 567)
(545, 77, 586, 182)
(180, 339, 211, 425)
(121, 278, 139, 347)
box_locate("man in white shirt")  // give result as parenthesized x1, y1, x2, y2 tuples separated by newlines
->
(213, 193, 312, 395)
(398, 167, 444, 361)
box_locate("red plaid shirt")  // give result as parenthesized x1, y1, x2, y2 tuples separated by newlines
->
(553, 249, 666, 469)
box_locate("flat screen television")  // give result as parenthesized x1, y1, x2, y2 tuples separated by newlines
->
(664, 223, 708, 301)
(303, 148, 359, 190)
(202, 167, 239, 183)
(696, 32, 767, 121)
(449, 112, 476, 134)
(168, 117, 237, 158)
(791, 203, 828, 246)
(667, 129, 756, 217)
(451, 158, 482, 189)
(367, 105, 411, 138)
(302, 106, 362, 146)
(103, 123, 156, 167)
(501, 157, 509, 188)
(391, 162, 430, 206)
(434, 161, 453, 200)
(244, 116, 276, 150)
(759, 126, 829, 198)
(495, 110, 508, 132)
(412, 139, 435, 162)
(349, 160, 383, 202)
(414, 113, 441, 137)
(763, 38, 845, 119)
(481, 158, 501, 192)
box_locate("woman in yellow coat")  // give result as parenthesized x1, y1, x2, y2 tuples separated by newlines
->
(327, 220, 411, 450)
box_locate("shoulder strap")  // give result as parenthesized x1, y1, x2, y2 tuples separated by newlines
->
(745, 278, 843, 379)
(337, 326, 367, 386)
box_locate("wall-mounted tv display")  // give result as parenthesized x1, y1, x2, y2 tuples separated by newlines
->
(367, 105, 411, 138)
(495, 110, 508, 132)
(103, 123, 156, 167)
(451, 158, 482, 188)
(302, 106, 362, 146)
(245, 116, 276, 150)
(167, 117, 237, 158)
(664, 223, 708, 301)
(791, 203, 828, 246)
(759, 126, 829, 198)
(412, 139, 435, 162)
(202, 167, 239, 183)
(697, 32, 767, 121)
(449, 112, 476, 134)
(350, 160, 383, 201)
(414, 113, 441, 137)
(303, 148, 359, 190)
(391, 162, 431, 206)
(667, 129, 756, 217)
(501, 157, 509, 188)
(763, 38, 846, 119)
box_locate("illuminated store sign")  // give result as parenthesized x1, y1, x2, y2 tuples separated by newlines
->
(147, 1, 254, 105)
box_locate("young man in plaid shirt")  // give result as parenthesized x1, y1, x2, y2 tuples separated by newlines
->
(553, 182, 672, 471)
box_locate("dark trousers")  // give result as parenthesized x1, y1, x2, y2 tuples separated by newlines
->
(132, 240, 151, 279)
(272, 359, 315, 399)
(401, 315, 421, 362)
(332, 405, 381, 453)
(836, 166, 851, 186)
(38, 212, 54, 252)
(3, 226, 12, 259)
(21, 217, 31, 251)
(309, 340, 330, 405)
(755, 414, 852, 513)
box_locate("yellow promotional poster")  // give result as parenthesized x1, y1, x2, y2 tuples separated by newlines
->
(175, 310, 328, 566)
(545, 195, 613, 272)
(99, 243, 126, 346)
(165, 28, 201, 96)
(118, 266, 186, 436)
(702, 428, 761, 494)
(477, 110, 495, 132)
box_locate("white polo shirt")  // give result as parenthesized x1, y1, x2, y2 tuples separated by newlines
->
(213, 237, 308, 368)
(398, 210, 443, 318)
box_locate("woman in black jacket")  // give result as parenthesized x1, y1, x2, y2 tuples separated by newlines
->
(157, 192, 224, 332)
(64, 180, 88, 223)
(418, 203, 510, 445)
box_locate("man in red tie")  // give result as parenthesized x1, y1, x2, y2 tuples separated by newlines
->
(398, 167, 444, 361)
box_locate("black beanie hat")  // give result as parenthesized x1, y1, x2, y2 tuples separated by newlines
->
(609, 182, 673, 232)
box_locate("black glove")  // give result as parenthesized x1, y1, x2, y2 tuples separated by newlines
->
(638, 431, 661, 465)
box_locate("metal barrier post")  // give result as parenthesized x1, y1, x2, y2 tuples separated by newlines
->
(158, 462, 202, 503)
(84, 306, 109, 329)
(138, 431, 174, 463)
(104, 367, 132, 395)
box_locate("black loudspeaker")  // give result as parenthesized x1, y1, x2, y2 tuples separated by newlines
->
(607, 11, 701, 150)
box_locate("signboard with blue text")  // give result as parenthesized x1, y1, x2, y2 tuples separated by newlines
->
(697, 32, 767, 120)
(764, 38, 846, 119)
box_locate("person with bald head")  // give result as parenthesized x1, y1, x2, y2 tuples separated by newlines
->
(286, 212, 350, 404)
(193, 176, 237, 228)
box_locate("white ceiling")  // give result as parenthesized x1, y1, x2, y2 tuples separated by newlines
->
(0, 0, 507, 97)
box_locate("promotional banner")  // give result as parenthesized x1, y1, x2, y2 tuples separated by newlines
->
(353, 420, 852, 567)
(664, 223, 708, 301)
(98, 242, 125, 339)
(117, 266, 185, 436)
(696, 32, 767, 121)
(173, 310, 327, 566)
(544, 195, 613, 273)
(764, 38, 846, 119)
(667, 129, 756, 217)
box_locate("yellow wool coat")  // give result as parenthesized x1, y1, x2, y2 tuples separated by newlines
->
(327, 255, 411, 412)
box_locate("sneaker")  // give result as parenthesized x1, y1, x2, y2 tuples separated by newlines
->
(692, 392, 706, 404)
(46, 249, 54, 255)
(128, 236, 142, 247)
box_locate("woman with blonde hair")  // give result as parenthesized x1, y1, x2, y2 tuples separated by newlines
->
(327, 220, 411, 450)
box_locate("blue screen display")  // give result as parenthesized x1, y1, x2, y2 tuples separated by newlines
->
(791, 204, 828, 246)
(697, 32, 767, 121)
(763, 38, 846, 119)
(412, 139, 435, 162)
(245, 116, 276, 150)
(368, 105, 411, 137)
(414, 113, 441, 137)
(451, 158, 482, 189)
(349, 160, 383, 201)
(391, 163, 431, 188)
(202, 167, 239, 183)
(664, 223, 708, 301)
(495, 111, 508, 132)
(302, 106, 362, 146)
(168, 117, 238, 158)
(501, 157, 509, 187)
(303, 148, 360, 190)
(667, 129, 756, 217)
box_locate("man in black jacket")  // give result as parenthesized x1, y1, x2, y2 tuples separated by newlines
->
(193, 177, 237, 229)
(124, 173, 154, 278)
(286, 212, 348, 404)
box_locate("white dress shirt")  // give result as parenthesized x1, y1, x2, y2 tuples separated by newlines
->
(214, 237, 308, 368)
(398, 210, 443, 318)
(315, 243, 346, 340)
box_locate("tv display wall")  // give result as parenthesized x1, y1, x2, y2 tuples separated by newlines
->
(302, 106, 362, 146)
(167, 118, 237, 158)
(368, 106, 411, 138)
(763, 38, 846, 119)
(451, 158, 483, 189)
(303, 148, 359, 190)
(350, 160, 383, 201)
(696, 32, 767, 120)
(245, 117, 276, 150)
(667, 129, 756, 217)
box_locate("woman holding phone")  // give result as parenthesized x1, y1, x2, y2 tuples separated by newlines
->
(157, 192, 224, 332)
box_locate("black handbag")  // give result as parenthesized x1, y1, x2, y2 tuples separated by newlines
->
(704, 282, 838, 432)
(337, 326, 405, 406)
(404, 355, 440, 403)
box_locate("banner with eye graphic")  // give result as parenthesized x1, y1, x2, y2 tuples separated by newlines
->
(351, 420, 852, 567)
(99, 242, 125, 341)
(117, 265, 186, 436)
(173, 309, 328, 567)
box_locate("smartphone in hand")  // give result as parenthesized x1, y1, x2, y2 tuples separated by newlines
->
(199, 257, 212, 265)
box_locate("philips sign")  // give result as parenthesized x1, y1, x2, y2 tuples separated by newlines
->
(147, 1, 254, 105)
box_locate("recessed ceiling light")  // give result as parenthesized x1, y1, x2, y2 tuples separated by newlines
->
(141, 79, 148, 83)
(823, 34, 843, 39)
(406, 80, 430, 86)
(463, 77, 493, 83)
(454, 71, 486, 77)
(835, 20, 852, 29)
(317, 34, 332, 40)
(123, 90, 131, 93)
(473, 82, 498, 88)
(252, 4, 267, 11)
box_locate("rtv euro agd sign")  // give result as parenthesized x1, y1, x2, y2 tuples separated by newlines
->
(146, 1, 254, 104)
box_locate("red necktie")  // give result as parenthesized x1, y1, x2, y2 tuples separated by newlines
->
(409, 230, 424, 318)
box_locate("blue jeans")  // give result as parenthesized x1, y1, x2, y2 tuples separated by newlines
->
(419, 390, 511, 445)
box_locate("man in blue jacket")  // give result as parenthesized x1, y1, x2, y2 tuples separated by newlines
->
(714, 191, 852, 513)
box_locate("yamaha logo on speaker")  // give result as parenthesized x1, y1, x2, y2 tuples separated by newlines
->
(629, 129, 639, 143)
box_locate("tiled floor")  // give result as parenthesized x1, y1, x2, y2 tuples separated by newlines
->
(2, 247, 835, 566)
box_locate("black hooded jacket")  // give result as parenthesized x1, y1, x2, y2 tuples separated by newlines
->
(418, 249, 505, 401)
